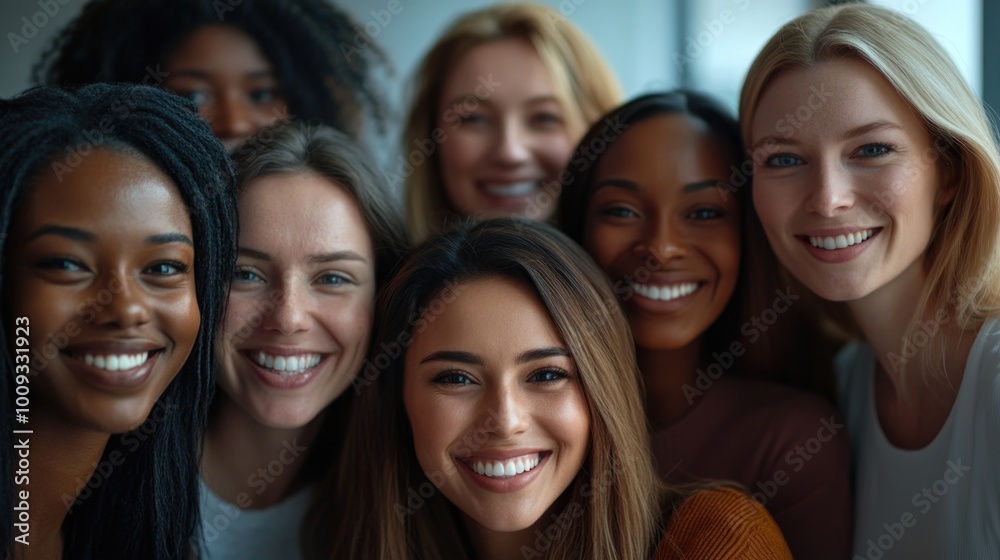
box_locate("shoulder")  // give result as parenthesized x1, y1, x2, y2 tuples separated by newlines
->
(655, 488, 793, 560)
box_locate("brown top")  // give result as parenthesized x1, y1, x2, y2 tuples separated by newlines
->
(651, 376, 852, 559)
(654, 488, 793, 560)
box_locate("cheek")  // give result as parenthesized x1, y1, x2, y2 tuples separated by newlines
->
(221, 293, 261, 337)
(752, 186, 787, 233)
(537, 135, 574, 174)
(439, 133, 485, 185)
(582, 223, 625, 271)
(164, 288, 201, 353)
(545, 388, 590, 458)
(318, 297, 374, 354)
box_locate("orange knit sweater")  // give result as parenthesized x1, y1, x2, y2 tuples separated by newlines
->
(654, 488, 794, 560)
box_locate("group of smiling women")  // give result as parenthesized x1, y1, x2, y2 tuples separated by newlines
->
(2, 1, 998, 559)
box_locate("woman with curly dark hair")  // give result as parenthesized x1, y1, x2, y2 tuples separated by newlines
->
(35, 0, 390, 151)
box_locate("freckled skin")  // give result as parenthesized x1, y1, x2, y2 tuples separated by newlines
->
(750, 57, 944, 303)
(215, 172, 375, 429)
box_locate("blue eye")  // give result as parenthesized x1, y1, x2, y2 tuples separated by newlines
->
(857, 143, 894, 158)
(530, 368, 569, 383)
(765, 154, 803, 168)
(145, 261, 188, 275)
(317, 273, 351, 286)
(433, 371, 474, 385)
(688, 208, 722, 220)
(233, 268, 261, 283)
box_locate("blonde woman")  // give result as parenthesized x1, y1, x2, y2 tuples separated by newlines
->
(402, 3, 622, 243)
(305, 219, 792, 559)
(741, 4, 1000, 557)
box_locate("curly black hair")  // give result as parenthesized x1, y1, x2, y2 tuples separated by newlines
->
(34, 0, 390, 138)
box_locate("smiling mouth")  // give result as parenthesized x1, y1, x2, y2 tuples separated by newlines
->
(460, 452, 548, 478)
(481, 181, 539, 198)
(247, 351, 323, 376)
(630, 281, 702, 302)
(805, 228, 879, 250)
(70, 350, 161, 372)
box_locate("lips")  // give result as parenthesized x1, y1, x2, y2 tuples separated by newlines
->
(465, 452, 542, 478)
(62, 344, 164, 389)
(806, 228, 876, 250)
(480, 181, 540, 198)
(630, 281, 701, 302)
(247, 350, 323, 376)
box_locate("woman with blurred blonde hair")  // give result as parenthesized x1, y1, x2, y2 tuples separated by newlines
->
(401, 3, 622, 243)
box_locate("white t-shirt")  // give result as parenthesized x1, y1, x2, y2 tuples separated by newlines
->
(196, 477, 312, 560)
(837, 317, 1000, 560)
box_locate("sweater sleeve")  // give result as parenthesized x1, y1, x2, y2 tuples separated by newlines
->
(654, 488, 793, 560)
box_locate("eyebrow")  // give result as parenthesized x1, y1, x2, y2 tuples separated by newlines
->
(751, 120, 902, 151)
(839, 120, 901, 141)
(593, 178, 639, 192)
(442, 94, 561, 110)
(420, 346, 570, 366)
(146, 233, 194, 247)
(238, 248, 367, 264)
(25, 226, 192, 246)
(682, 180, 727, 193)
(167, 69, 276, 80)
(593, 178, 726, 194)
(25, 225, 96, 243)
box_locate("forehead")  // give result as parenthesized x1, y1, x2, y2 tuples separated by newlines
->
(750, 57, 927, 144)
(408, 277, 566, 358)
(166, 24, 273, 72)
(17, 148, 190, 233)
(441, 38, 557, 101)
(237, 172, 373, 254)
(594, 113, 738, 182)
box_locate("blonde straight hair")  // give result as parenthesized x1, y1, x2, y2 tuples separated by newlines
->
(304, 219, 665, 559)
(402, 3, 623, 243)
(739, 4, 1000, 380)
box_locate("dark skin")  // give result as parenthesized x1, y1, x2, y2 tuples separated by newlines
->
(582, 114, 741, 429)
(5, 148, 200, 557)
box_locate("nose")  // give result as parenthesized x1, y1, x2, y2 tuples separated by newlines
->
(634, 214, 687, 263)
(210, 93, 256, 140)
(92, 274, 151, 329)
(484, 385, 530, 440)
(263, 281, 310, 335)
(493, 118, 531, 166)
(805, 159, 855, 217)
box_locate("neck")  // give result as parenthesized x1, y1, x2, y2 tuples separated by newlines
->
(846, 260, 970, 396)
(202, 395, 322, 509)
(636, 338, 703, 431)
(846, 260, 976, 446)
(13, 413, 110, 560)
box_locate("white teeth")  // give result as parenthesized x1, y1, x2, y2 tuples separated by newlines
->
(81, 352, 150, 372)
(483, 181, 538, 198)
(631, 282, 699, 302)
(809, 229, 873, 250)
(252, 351, 321, 376)
(470, 453, 541, 478)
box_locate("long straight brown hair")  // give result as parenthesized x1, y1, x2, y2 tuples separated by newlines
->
(304, 218, 665, 559)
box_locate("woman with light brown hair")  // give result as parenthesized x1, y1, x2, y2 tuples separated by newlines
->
(741, 4, 1000, 557)
(304, 219, 792, 559)
(401, 3, 622, 243)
